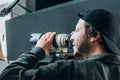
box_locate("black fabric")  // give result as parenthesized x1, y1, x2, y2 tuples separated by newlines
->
(78, 9, 120, 54)
(0, 48, 120, 80)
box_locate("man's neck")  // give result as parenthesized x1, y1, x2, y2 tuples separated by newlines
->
(83, 45, 106, 59)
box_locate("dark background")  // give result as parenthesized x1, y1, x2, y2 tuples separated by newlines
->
(36, 0, 72, 10)
(5, 0, 120, 60)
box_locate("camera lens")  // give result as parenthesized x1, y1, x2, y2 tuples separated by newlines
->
(30, 33, 72, 48)
(53, 34, 69, 48)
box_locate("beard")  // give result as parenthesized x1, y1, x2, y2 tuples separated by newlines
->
(74, 36, 90, 58)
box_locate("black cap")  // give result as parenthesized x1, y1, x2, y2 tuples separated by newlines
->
(78, 9, 120, 55)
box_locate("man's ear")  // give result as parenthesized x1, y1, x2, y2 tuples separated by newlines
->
(89, 34, 101, 43)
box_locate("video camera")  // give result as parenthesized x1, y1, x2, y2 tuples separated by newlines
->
(29, 32, 74, 61)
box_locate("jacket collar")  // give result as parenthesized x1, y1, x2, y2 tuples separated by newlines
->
(86, 53, 120, 65)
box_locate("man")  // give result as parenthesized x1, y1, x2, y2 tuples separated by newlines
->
(0, 9, 120, 80)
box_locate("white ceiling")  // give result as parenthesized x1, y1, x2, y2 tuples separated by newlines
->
(0, 0, 15, 5)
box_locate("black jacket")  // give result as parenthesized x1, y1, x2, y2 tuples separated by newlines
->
(0, 47, 120, 80)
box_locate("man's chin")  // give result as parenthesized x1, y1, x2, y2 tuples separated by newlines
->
(73, 50, 78, 55)
(73, 52, 82, 59)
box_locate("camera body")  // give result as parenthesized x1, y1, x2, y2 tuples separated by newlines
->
(30, 33, 74, 61)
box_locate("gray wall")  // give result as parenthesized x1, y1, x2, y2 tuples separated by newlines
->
(26, 0, 36, 11)
(4, 0, 120, 60)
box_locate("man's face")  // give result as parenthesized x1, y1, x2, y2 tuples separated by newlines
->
(70, 19, 90, 56)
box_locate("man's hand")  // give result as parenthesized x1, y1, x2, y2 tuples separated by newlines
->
(35, 32, 56, 55)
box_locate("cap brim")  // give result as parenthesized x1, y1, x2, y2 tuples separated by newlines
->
(102, 34, 120, 55)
